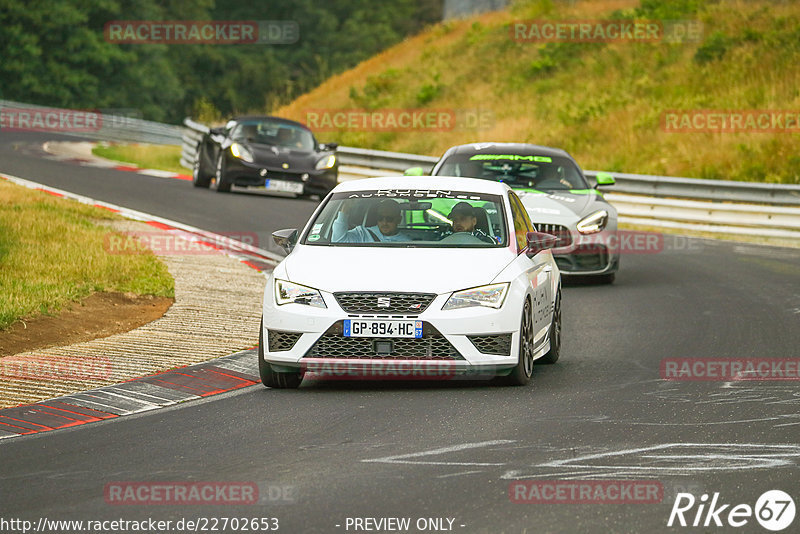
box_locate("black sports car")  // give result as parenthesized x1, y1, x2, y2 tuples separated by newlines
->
(192, 116, 338, 197)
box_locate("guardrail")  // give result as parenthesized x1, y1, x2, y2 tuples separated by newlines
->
(0, 100, 184, 145)
(180, 117, 800, 239)
(180, 118, 210, 170)
(583, 170, 800, 206)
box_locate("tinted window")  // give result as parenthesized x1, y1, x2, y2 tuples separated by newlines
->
(435, 153, 589, 190)
(232, 119, 315, 150)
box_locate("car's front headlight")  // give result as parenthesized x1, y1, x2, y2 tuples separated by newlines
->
(275, 279, 326, 308)
(577, 210, 608, 234)
(315, 154, 336, 170)
(443, 283, 509, 311)
(230, 143, 254, 163)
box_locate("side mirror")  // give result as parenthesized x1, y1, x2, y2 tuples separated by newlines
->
(320, 142, 338, 151)
(594, 172, 615, 188)
(272, 228, 298, 254)
(404, 167, 425, 176)
(525, 231, 557, 257)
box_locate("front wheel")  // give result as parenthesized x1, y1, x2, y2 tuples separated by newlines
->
(538, 289, 561, 364)
(192, 154, 211, 188)
(258, 319, 303, 389)
(501, 299, 534, 386)
(213, 155, 232, 193)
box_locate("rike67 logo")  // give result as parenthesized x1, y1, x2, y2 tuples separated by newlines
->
(668, 490, 795, 531)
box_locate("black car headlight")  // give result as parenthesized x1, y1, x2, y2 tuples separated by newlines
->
(230, 143, 254, 163)
(315, 154, 336, 170)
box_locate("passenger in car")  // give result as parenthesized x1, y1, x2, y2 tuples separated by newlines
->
(447, 202, 496, 244)
(332, 199, 410, 243)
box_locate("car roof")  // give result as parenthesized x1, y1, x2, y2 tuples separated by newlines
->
(441, 142, 572, 159)
(332, 176, 514, 196)
(232, 116, 311, 131)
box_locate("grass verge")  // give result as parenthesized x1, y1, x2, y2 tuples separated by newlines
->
(92, 143, 185, 174)
(0, 180, 174, 330)
(275, 0, 800, 184)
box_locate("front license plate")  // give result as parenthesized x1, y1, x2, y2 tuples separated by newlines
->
(343, 320, 423, 338)
(264, 178, 304, 194)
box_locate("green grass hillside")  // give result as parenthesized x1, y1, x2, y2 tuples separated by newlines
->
(276, 0, 800, 183)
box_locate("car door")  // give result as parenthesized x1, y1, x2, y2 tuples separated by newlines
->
(509, 191, 553, 350)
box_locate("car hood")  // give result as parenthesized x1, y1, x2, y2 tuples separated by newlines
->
(516, 189, 609, 225)
(245, 143, 327, 171)
(280, 245, 515, 294)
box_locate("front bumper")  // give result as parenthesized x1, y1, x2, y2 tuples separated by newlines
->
(225, 156, 338, 194)
(261, 288, 537, 376)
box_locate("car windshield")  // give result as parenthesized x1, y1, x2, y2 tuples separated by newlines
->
(302, 190, 507, 247)
(231, 119, 316, 150)
(435, 153, 590, 190)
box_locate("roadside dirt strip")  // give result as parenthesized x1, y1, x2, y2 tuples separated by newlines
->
(0, 173, 278, 418)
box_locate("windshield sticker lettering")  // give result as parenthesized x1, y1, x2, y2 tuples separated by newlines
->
(308, 234, 321, 241)
(470, 154, 552, 163)
(312, 223, 323, 234)
(345, 190, 484, 200)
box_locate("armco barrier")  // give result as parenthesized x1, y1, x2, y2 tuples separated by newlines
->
(0, 100, 183, 145)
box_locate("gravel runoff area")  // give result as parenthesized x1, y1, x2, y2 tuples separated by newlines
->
(0, 219, 267, 408)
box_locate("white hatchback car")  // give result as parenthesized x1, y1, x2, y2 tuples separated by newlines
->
(260, 176, 562, 388)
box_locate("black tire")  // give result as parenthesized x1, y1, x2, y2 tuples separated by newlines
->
(192, 154, 211, 188)
(538, 289, 561, 364)
(213, 154, 232, 193)
(258, 318, 303, 389)
(596, 272, 615, 284)
(501, 298, 534, 386)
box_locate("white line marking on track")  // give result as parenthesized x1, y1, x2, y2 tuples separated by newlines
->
(363, 440, 516, 466)
(435, 470, 485, 479)
(501, 443, 800, 479)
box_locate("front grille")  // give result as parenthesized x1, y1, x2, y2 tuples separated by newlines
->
(468, 334, 513, 356)
(572, 244, 609, 270)
(304, 322, 463, 360)
(334, 292, 436, 315)
(268, 330, 302, 352)
(536, 223, 572, 247)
